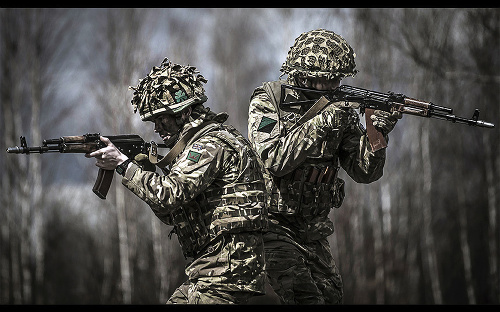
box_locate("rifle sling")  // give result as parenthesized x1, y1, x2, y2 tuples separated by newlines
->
(149, 120, 218, 168)
(288, 96, 331, 133)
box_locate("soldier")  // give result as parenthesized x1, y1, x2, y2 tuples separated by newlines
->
(86, 58, 270, 304)
(247, 29, 401, 304)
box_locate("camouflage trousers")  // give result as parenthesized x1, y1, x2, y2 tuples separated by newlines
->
(166, 232, 266, 304)
(263, 231, 343, 304)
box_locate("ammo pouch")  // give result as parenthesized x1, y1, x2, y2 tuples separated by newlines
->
(274, 165, 345, 216)
(169, 193, 213, 259)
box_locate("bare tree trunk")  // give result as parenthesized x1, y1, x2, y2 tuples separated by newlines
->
(1, 10, 26, 302)
(0, 68, 19, 303)
(115, 184, 131, 303)
(484, 131, 499, 302)
(420, 121, 442, 304)
(102, 10, 132, 303)
(370, 186, 385, 303)
(352, 185, 367, 303)
(27, 9, 44, 304)
(10, 237, 22, 304)
(396, 178, 411, 303)
(0, 10, 16, 302)
(406, 116, 422, 304)
(19, 12, 32, 298)
(19, 118, 31, 303)
(455, 141, 476, 304)
(152, 217, 168, 303)
(381, 182, 395, 301)
(495, 137, 500, 304)
(100, 233, 113, 302)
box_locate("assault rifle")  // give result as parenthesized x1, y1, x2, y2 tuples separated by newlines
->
(280, 84, 495, 151)
(6, 133, 166, 199)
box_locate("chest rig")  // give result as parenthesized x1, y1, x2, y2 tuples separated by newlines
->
(168, 124, 269, 258)
(262, 81, 345, 219)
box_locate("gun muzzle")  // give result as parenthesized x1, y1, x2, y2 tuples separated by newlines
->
(6, 146, 25, 153)
(471, 109, 495, 128)
(475, 120, 495, 128)
(6, 146, 50, 154)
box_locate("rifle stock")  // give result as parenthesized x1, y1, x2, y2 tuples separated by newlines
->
(6, 133, 166, 199)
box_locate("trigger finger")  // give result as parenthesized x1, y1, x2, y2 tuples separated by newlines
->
(88, 150, 100, 157)
(100, 136, 112, 146)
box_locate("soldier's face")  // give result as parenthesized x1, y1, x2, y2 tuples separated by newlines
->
(152, 113, 181, 143)
(299, 76, 341, 90)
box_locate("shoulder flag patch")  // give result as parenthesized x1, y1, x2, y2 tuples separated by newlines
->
(192, 143, 204, 150)
(186, 150, 202, 163)
(257, 116, 277, 133)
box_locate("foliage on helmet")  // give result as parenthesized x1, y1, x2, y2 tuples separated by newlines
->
(280, 29, 358, 80)
(129, 58, 208, 121)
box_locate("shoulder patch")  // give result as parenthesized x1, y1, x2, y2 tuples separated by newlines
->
(186, 150, 202, 163)
(192, 143, 204, 151)
(257, 116, 277, 133)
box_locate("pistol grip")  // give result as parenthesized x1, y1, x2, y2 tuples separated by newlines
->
(365, 108, 388, 152)
(93, 168, 114, 199)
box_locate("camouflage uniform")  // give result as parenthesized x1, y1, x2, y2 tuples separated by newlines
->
(247, 29, 387, 304)
(124, 59, 271, 304)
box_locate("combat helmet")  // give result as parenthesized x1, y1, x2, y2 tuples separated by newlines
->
(280, 28, 358, 80)
(130, 58, 208, 121)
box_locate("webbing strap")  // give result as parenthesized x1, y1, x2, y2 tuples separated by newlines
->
(149, 120, 218, 168)
(287, 96, 331, 133)
(262, 81, 331, 133)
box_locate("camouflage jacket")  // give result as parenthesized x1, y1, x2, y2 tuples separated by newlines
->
(248, 80, 386, 242)
(122, 114, 269, 258)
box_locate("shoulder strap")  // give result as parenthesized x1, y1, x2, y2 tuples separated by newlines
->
(262, 81, 331, 133)
(262, 80, 286, 110)
(149, 120, 218, 168)
(287, 96, 331, 133)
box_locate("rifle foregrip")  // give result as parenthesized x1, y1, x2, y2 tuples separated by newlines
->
(93, 168, 114, 199)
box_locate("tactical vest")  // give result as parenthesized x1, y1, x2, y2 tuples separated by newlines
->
(168, 124, 269, 258)
(261, 80, 345, 221)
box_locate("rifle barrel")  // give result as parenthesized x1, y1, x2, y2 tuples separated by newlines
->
(6, 146, 53, 154)
(430, 112, 495, 128)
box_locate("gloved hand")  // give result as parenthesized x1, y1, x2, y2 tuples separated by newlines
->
(370, 110, 402, 136)
(134, 153, 156, 172)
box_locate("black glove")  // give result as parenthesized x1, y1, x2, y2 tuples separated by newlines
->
(133, 153, 156, 172)
(370, 110, 402, 136)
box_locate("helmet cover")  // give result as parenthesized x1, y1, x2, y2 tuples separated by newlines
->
(130, 58, 208, 121)
(280, 28, 358, 80)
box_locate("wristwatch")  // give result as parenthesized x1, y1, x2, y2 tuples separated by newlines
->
(116, 159, 132, 176)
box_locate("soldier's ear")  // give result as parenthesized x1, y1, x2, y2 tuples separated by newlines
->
(181, 106, 192, 120)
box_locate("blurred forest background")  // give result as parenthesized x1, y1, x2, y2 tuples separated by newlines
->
(1, 8, 499, 304)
